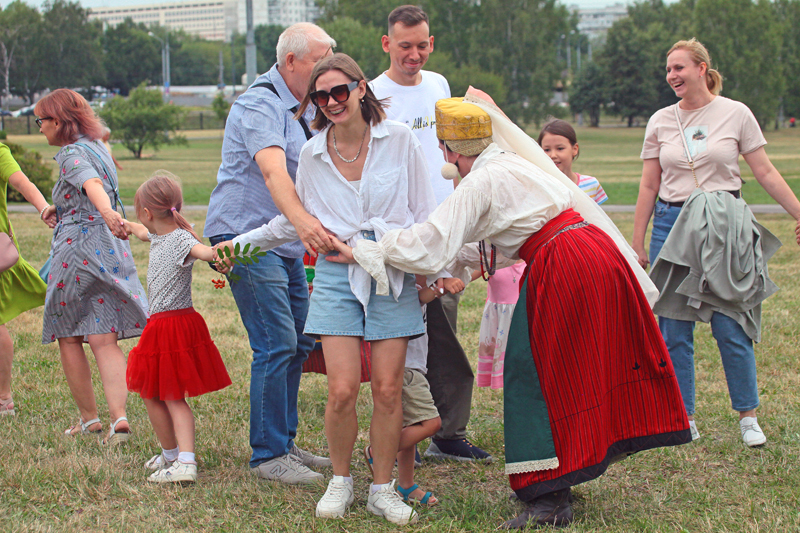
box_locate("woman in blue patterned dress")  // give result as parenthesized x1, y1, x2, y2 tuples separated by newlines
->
(36, 89, 149, 444)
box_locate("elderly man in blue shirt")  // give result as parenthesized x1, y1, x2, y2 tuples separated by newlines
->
(205, 22, 335, 485)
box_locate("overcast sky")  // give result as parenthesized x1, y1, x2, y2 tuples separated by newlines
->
(1, 0, 639, 12)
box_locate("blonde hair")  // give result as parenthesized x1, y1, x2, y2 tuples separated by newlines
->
(667, 38, 723, 95)
(134, 170, 201, 242)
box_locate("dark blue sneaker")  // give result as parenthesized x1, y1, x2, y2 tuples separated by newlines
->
(425, 438, 493, 463)
(414, 445, 422, 468)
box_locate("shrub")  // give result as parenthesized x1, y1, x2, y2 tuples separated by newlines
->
(5, 142, 54, 202)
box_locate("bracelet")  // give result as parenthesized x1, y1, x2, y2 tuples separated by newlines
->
(39, 205, 49, 219)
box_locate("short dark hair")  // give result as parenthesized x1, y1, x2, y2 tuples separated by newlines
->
(537, 119, 580, 160)
(295, 53, 388, 130)
(388, 5, 429, 33)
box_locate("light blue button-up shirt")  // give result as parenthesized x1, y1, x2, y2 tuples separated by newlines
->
(204, 63, 316, 259)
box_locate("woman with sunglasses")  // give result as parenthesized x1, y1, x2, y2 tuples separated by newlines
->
(35, 89, 148, 444)
(217, 53, 443, 525)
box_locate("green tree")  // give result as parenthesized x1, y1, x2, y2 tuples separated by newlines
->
(211, 91, 230, 124)
(2, 1, 43, 105)
(100, 83, 186, 159)
(319, 17, 386, 79)
(39, 0, 104, 92)
(102, 19, 161, 96)
(776, 0, 800, 120)
(692, 0, 785, 128)
(569, 61, 608, 127)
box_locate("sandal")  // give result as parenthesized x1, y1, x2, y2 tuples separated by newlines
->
(0, 396, 14, 417)
(64, 417, 102, 436)
(363, 445, 374, 477)
(103, 416, 131, 445)
(396, 483, 438, 506)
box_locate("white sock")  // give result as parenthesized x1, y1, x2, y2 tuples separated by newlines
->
(333, 475, 353, 485)
(178, 451, 196, 464)
(163, 447, 179, 462)
(371, 482, 391, 494)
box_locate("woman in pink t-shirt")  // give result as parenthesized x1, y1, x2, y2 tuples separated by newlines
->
(633, 38, 800, 448)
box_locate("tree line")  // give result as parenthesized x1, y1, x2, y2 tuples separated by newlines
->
(1, 0, 798, 129)
(571, 0, 800, 128)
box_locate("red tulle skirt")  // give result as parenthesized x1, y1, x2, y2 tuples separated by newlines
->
(126, 307, 232, 401)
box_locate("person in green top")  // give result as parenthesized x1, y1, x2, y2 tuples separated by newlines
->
(0, 142, 57, 416)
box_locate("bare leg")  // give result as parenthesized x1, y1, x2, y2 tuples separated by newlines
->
(143, 398, 178, 450)
(166, 399, 195, 454)
(739, 409, 756, 420)
(320, 335, 362, 477)
(397, 417, 441, 492)
(58, 336, 101, 433)
(0, 325, 14, 402)
(87, 333, 129, 432)
(369, 337, 408, 485)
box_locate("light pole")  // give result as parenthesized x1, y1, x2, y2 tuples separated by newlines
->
(148, 31, 171, 101)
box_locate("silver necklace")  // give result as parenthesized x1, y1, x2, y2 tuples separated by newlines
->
(332, 124, 368, 163)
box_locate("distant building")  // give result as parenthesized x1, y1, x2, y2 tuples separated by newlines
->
(89, 0, 319, 41)
(574, 2, 629, 39)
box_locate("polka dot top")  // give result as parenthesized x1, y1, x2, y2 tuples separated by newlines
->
(146, 228, 198, 314)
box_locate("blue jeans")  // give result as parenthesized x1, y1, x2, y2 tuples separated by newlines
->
(211, 235, 315, 467)
(649, 202, 759, 416)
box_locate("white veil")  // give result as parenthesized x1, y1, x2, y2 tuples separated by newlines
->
(463, 87, 659, 307)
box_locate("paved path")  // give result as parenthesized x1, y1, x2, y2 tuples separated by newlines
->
(7, 204, 792, 214)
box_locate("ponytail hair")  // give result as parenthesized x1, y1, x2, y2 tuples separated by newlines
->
(668, 38, 723, 95)
(133, 170, 201, 242)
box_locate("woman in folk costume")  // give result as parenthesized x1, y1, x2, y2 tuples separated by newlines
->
(327, 91, 691, 528)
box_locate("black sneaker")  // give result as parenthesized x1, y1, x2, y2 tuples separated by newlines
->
(414, 445, 422, 468)
(424, 438, 493, 463)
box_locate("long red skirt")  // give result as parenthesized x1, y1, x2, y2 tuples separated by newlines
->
(127, 307, 232, 401)
(507, 209, 690, 500)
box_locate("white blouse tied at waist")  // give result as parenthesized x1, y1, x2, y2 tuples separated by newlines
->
(233, 119, 443, 309)
(353, 144, 576, 296)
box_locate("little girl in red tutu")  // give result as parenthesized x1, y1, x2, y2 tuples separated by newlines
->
(123, 171, 231, 484)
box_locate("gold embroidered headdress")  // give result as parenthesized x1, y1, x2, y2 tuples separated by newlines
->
(435, 97, 493, 156)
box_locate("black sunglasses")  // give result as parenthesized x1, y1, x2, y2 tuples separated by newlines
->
(35, 117, 53, 128)
(309, 81, 359, 108)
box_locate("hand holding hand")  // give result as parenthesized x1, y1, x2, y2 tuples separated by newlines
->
(443, 277, 465, 294)
(213, 240, 235, 273)
(101, 209, 128, 240)
(324, 236, 356, 264)
(293, 212, 333, 257)
(40, 205, 57, 229)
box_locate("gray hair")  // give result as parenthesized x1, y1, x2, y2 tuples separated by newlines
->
(276, 23, 336, 67)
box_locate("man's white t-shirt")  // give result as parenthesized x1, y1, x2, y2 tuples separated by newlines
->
(371, 70, 452, 205)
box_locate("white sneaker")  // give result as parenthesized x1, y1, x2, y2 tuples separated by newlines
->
(689, 420, 701, 441)
(148, 461, 197, 483)
(144, 454, 175, 471)
(740, 417, 767, 447)
(250, 454, 324, 485)
(315, 476, 354, 519)
(367, 480, 419, 525)
(292, 444, 332, 468)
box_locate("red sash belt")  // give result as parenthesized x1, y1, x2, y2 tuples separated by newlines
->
(518, 209, 584, 263)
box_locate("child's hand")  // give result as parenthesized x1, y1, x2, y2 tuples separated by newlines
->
(212, 241, 234, 273)
(443, 277, 465, 294)
(121, 219, 134, 236)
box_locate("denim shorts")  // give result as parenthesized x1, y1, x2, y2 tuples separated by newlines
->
(304, 255, 425, 341)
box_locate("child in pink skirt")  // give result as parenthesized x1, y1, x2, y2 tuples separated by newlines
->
(123, 171, 231, 483)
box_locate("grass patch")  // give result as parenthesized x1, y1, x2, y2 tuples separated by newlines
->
(2, 211, 799, 532)
(7, 126, 800, 208)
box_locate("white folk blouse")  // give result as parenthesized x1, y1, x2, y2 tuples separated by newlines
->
(353, 144, 576, 295)
(233, 119, 441, 308)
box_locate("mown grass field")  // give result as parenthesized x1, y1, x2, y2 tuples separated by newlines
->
(1, 128, 799, 532)
(7, 124, 800, 207)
